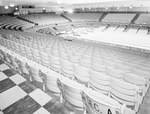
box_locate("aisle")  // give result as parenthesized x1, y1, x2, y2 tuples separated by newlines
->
(0, 60, 72, 114)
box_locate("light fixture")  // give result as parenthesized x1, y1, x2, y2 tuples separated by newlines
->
(9, 3, 15, 7)
(57, 0, 62, 4)
(129, 6, 132, 9)
(43, 8, 46, 10)
(5, 6, 9, 9)
(15, 7, 18, 10)
(68, 9, 73, 13)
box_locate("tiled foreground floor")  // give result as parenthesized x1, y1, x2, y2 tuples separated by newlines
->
(0, 60, 73, 114)
(1, 58, 150, 114)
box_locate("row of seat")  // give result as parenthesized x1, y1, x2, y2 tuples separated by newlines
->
(0, 23, 23, 31)
(0, 45, 139, 114)
(0, 31, 150, 113)
(2, 34, 150, 75)
(18, 14, 69, 26)
(63, 13, 103, 22)
(0, 15, 34, 30)
(17, 13, 150, 26)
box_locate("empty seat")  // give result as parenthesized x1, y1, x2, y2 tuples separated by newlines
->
(74, 65, 90, 85)
(89, 70, 110, 95)
(59, 77, 85, 111)
(39, 51, 50, 68)
(7, 52, 19, 70)
(39, 68, 63, 96)
(81, 88, 131, 114)
(26, 62, 45, 91)
(50, 54, 61, 72)
(106, 67, 124, 79)
(31, 49, 41, 63)
(110, 77, 139, 112)
(123, 73, 147, 103)
(60, 59, 74, 78)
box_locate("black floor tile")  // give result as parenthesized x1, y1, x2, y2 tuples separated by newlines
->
(3, 95, 41, 114)
(18, 81, 37, 94)
(43, 99, 72, 114)
(2, 68, 17, 77)
(0, 60, 4, 65)
(0, 78, 16, 93)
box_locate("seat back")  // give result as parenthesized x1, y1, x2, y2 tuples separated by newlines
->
(60, 59, 74, 78)
(123, 73, 146, 101)
(50, 54, 60, 72)
(16, 56, 29, 75)
(89, 70, 110, 95)
(106, 67, 123, 79)
(110, 77, 139, 112)
(74, 65, 90, 85)
(59, 78, 85, 110)
(39, 51, 50, 67)
(26, 63, 43, 82)
(81, 88, 126, 114)
(7, 52, 18, 69)
(39, 69, 63, 95)
(24, 46, 32, 59)
(31, 49, 41, 63)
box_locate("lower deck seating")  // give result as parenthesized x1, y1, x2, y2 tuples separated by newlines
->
(0, 30, 150, 114)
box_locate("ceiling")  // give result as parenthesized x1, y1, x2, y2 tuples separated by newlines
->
(1, 0, 150, 8)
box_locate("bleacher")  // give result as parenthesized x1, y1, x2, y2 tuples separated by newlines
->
(19, 14, 69, 25)
(0, 15, 34, 30)
(0, 11, 150, 114)
(63, 13, 103, 22)
(102, 13, 136, 23)
(135, 14, 150, 25)
(0, 29, 150, 114)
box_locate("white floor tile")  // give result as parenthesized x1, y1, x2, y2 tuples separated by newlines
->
(0, 86, 27, 110)
(0, 72, 7, 81)
(0, 64, 9, 71)
(33, 107, 50, 114)
(9, 74, 26, 85)
(0, 111, 4, 114)
(29, 89, 52, 106)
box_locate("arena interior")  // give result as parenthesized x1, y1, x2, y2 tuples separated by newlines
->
(0, 0, 150, 114)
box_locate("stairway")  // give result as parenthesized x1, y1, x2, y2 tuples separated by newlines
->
(131, 13, 140, 24)
(99, 13, 107, 22)
(60, 14, 72, 22)
(17, 16, 38, 25)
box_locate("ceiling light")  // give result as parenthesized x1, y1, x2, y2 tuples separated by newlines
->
(68, 9, 73, 13)
(129, 6, 132, 9)
(9, 3, 15, 7)
(57, 0, 62, 4)
(5, 6, 9, 9)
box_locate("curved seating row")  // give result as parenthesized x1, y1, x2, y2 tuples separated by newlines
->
(0, 31, 150, 114)
(0, 46, 137, 114)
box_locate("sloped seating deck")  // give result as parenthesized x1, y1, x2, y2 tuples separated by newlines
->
(102, 13, 136, 23)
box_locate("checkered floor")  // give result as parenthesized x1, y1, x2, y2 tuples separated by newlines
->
(0, 60, 72, 114)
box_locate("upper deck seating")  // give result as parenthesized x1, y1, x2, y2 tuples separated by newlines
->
(19, 14, 68, 25)
(102, 13, 136, 23)
(0, 15, 33, 29)
(135, 14, 150, 25)
(63, 13, 102, 22)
